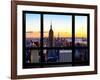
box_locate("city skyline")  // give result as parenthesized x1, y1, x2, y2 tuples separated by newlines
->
(26, 13, 87, 38)
(26, 31, 87, 38)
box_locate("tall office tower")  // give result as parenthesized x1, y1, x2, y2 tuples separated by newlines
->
(48, 21, 54, 47)
(47, 22, 58, 62)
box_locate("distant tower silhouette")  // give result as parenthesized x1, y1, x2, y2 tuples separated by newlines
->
(58, 32, 60, 39)
(47, 21, 59, 62)
(48, 21, 54, 47)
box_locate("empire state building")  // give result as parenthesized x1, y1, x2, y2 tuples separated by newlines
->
(47, 22, 59, 62)
(48, 22, 54, 47)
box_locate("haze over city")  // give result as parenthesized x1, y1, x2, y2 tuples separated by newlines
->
(26, 13, 87, 39)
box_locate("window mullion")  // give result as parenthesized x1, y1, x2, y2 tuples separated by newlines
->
(40, 13, 45, 67)
(72, 15, 75, 66)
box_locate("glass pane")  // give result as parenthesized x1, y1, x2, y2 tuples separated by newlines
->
(74, 49, 89, 66)
(75, 16, 87, 47)
(43, 14, 72, 48)
(25, 49, 41, 63)
(42, 49, 72, 63)
(42, 49, 72, 67)
(59, 50, 72, 63)
(25, 13, 40, 48)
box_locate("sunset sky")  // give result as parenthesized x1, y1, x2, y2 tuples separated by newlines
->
(26, 13, 87, 38)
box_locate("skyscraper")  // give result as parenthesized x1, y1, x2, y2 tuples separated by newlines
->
(48, 21, 54, 47)
(47, 22, 58, 62)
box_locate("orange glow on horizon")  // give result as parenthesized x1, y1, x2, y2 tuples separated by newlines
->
(26, 31, 87, 38)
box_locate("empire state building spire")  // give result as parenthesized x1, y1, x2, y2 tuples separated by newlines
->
(48, 21, 54, 47)
(50, 21, 52, 30)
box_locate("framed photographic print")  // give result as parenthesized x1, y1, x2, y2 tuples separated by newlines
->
(11, 0, 97, 79)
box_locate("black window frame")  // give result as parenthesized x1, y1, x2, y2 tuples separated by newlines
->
(23, 11, 90, 68)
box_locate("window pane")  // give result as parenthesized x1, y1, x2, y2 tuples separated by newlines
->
(42, 49, 72, 67)
(74, 49, 89, 66)
(25, 49, 41, 63)
(43, 14, 72, 48)
(59, 50, 72, 63)
(42, 49, 72, 63)
(25, 13, 41, 48)
(75, 16, 87, 47)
